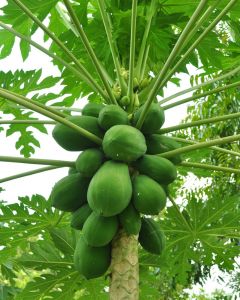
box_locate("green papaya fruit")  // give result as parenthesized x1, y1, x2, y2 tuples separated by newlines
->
(119, 95, 130, 106)
(52, 116, 104, 151)
(82, 212, 118, 247)
(98, 104, 129, 130)
(51, 174, 90, 212)
(71, 204, 92, 230)
(132, 103, 165, 134)
(103, 125, 147, 163)
(135, 155, 177, 184)
(118, 203, 141, 235)
(82, 102, 105, 117)
(132, 175, 167, 215)
(146, 134, 182, 164)
(139, 78, 150, 90)
(74, 236, 111, 279)
(88, 161, 132, 216)
(75, 148, 104, 177)
(139, 218, 166, 255)
(68, 167, 78, 175)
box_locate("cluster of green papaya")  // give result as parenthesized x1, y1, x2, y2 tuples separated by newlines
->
(50, 102, 181, 279)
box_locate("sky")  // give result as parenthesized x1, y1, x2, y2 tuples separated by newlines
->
(0, 2, 236, 297)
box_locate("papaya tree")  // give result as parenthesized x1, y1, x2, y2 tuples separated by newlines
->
(0, 0, 240, 299)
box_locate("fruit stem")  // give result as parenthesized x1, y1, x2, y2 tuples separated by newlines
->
(0, 88, 103, 145)
(97, 0, 127, 94)
(128, 0, 138, 108)
(135, 0, 208, 130)
(0, 120, 56, 125)
(157, 0, 238, 96)
(158, 111, 240, 134)
(0, 21, 107, 101)
(179, 0, 221, 51)
(62, 0, 117, 105)
(135, 0, 157, 79)
(180, 161, 240, 174)
(12, 0, 106, 101)
(0, 166, 61, 184)
(0, 156, 74, 167)
(158, 134, 240, 158)
(7, 90, 66, 118)
(162, 80, 240, 110)
(158, 66, 240, 106)
(139, 45, 150, 82)
(171, 136, 240, 158)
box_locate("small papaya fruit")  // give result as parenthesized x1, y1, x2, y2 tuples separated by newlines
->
(71, 204, 92, 230)
(98, 104, 129, 130)
(132, 175, 167, 215)
(103, 125, 147, 163)
(118, 203, 141, 235)
(139, 218, 166, 255)
(146, 134, 182, 164)
(74, 236, 111, 279)
(50, 174, 90, 212)
(132, 103, 165, 134)
(75, 148, 104, 177)
(82, 212, 118, 247)
(52, 116, 104, 151)
(87, 161, 132, 216)
(82, 102, 104, 118)
(135, 155, 177, 184)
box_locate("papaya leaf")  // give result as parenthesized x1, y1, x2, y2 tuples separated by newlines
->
(18, 239, 74, 270)
(0, 285, 19, 300)
(0, 70, 60, 97)
(140, 193, 240, 285)
(0, 70, 61, 156)
(14, 270, 79, 300)
(0, 0, 58, 59)
(0, 30, 15, 59)
(16, 235, 109, 300)
(0, 194, 61, 264)
(49, 227, 76, 256)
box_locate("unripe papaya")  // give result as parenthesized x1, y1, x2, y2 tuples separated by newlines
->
(146, 134, 182, 164)
(132, 175, 167, 215)
(68, 167, 78, 175)
(98, 104, 129, 130)
(119, 95, 130, 106)
(103, 125, 147, 163)
(50, 174, 90, 212)
(87, 161, 132, 216)
(139, 218, 166, 255)
(135, 155, 177, 184)
(71, 204, 92, 230)
(139, 78, 150, 90)
(82, 102, 104, 117)
(118, 203, 141, 235)
(75, 148, 104, 177)
(132, 103, 165, 134)
(82, 212, 118, 247)
(74, 236, 111, 279)
(52, 116, 104, 151)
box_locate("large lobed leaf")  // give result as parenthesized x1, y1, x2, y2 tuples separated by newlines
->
(0, 194, 62, 264)
(140, 192, 240, 285)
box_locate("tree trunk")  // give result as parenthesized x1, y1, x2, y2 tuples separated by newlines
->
(109, 229, 139, 300)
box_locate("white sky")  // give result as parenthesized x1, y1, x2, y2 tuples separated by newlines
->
(0, 2, 236, 297)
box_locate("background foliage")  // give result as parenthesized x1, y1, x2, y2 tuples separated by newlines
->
(0, 0, 239, 299)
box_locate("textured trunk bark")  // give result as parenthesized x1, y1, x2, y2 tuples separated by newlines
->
(109, 229, 139, 300)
